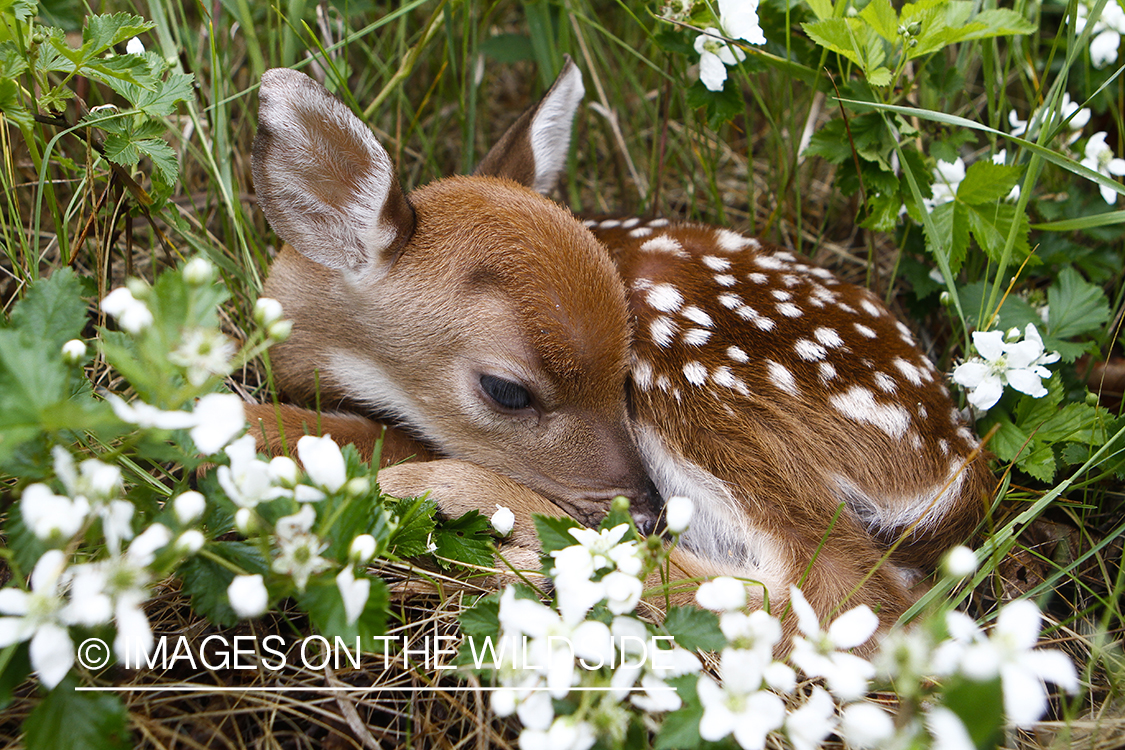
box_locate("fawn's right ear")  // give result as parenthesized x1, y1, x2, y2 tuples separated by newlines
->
(252, 68, 415, 273)
(474, 56, 584, 193)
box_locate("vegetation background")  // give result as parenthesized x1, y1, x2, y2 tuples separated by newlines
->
(0, 0, 1123, 747)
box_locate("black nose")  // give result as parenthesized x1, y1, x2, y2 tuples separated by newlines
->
(629, 477, 665, 537)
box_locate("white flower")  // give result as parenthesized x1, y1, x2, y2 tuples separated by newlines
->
(1060, 92, 1092, 131)
(349, 534, 377, 563)
(719, 0, 767, 45)
(786, 687, 837, 750)
(696, 576, 747, 611)
(173, 491, 206, 524)
(190, 393, 246, 454)
(1075, 1, 1125, 68)
(927, 706, 975, 750)
(936, 600, 1079, 728)
(694, 32, 746, 91)
(102, 287, 153, 334)
(99, 499, 137, 554)
(218, 434, 288, 508)
(924, 157, 965, 212)
(129, 523, 171, 566)
(169, 328, 236, 386)
(269, 456, 299, 486)
(518, 715, 596, 750)
(125, 37, 145, 55)
(182, 257, 213, 284)
(952, 324, 1061, 410)
(20, 484, 89, 542)
(789, 586, 878, 701)
(697, 670, 786, 750)
(0, 550, 74, 689)
(692, 0, 766, 92)
(107, 393, 197, 431)
(228, 574, 269, 618)
(629, 671, 683, 713)
(602, 571, 643, 614)
(665, 495, 693, 534)
(296, 434, 347, 493)
(254, 297, 284, 326)
(272, 504, 330, 591)
(840, 702, 895, 748)
(61, 339, 86, 364)
(53, 446, 122, 501)
(491, 504, 515, 536)
(336, 567, 370, 625)
(1081, 131, 1125, 204)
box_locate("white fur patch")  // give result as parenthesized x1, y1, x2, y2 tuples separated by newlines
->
(771, 290, 792, 301)
(641, 235, 687, 257)
(682, 306, 713, 327)
(632, 359, 654, 391)
(766, 360, 800, 396)
(755, 255, 786, 270)
(714, 274, 737, 287)
(829, 387, 910, 438)
(712, 366, 736, 388)
(683, 361, 708, 386)
(647, 283, 684, 312)
(777, 302, 803, 318)
(854, 323, 877, 338)
(650, 317, 678, 347)
(599, 219, 621, 229)
(728, 346, 749, 363)
(703, 255, 731, 271)
(648, 218, 670, 227)
(860, 299, 883, 317)
(814, 327, 843, 348)
(819, 362, 837, 382)
(794, 339, 827, 361)
(630, 227, 653, 238)
(715, 228, 753, 252)
(748, 273, 769, 284)
(873, 372, 897, 393)
(718, 293, 743, 309)
(528, 62, 584, 193)
(893, 358, 924, 386)
(621, 217, 640, 228)
(682, 328, 712, 346)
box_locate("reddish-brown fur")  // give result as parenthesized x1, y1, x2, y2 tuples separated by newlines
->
(247, 63, 991, 635)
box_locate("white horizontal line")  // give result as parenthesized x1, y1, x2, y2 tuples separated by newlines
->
(75, 686, 676, 693)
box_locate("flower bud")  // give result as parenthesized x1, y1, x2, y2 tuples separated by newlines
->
(345, 477, 370, 497)
(175, 529, 205, 555)
(125, 37, 146, 55)
(125, 277, 151, 300)
(269, 456, 299, 486)
(254, 297, 284, 326)
(942, 545, 978, 578)
(349, 533, 377, 563)
(491, 505, 515, 536)
(235, 507, 254, 534)
(228, 574, 269, 618)
(939, 291, 952, 307)
(183, 257, 214, 285)
(268, 319, 293, 341)
(1086, 391, 1100, 406)
(665, 496, 693, 535)
(62, 339, 87, 365)
(173, 490, 206, 524)
(611, 495, 630, 514)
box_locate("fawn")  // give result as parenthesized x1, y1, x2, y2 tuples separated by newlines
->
(248, 61, 991, 629)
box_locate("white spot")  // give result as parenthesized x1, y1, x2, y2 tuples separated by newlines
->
(641, 235, 687, 257)
(873, 372, 897, 393)
(755, 317, 776, 331)
(794, 339, 827, 361)
(829, 387, 911, 438)
(950, 408, 962, 425)
(770, 290, 792, 301)
(938, 439, 950, 456)
(813, 327, 843, 348)
(755, 255, 786, 270)
(728, 346, 749, 363)
(781, 274, 800, 287)
(957, 426, 975, 443)
(748, 273, 769, 284)
(893, 358, 923, 386)
(777, 302, 803, 317)
(650, 317, 678, 347)
(630, 227, 653, 238)
(583, 219, 597, 227)
(910, 432, 924, 450)
(854, 323, 877, 338)
(682, 306, 713, 327)
(810, 267, 834, 280)
(712, 366, 736, 388)
(683, 362, 708, 386)
(599, 218, 621, 229)
(621, 217, 640, 228)
(633, 359, 653, 391)
(715, 274, 737, 287)
(733, 378, 750, 396)
(808, 297, 826, 309)
(683, 328, 712, 346)
(673, 389, 682, 402)
(647, 283, 684, 312)
(648, 218, 670, 228)
(917, 404, 928, 419)
(715, 229, 753, 252)
(703, 255, 731, 271)
(810, 286, 838, 305)
(896, 321, 914, 340)
(656, 375, 672, 392)
(818, 362, 837, 382)
(860, 299, 883, 317)
(773, 251, 797, 262)
(838, 302, 857, 314)
(718, 293, 743, 309)
(631, 277, 654, 292)
(766, 360, 800, 396)
(735, 306, 760, 321)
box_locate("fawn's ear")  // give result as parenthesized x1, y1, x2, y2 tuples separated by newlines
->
(474, 56, 584, 193)
(252, 68, 415, 272)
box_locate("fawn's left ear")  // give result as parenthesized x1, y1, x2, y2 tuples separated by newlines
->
(474, 56, 584, 193)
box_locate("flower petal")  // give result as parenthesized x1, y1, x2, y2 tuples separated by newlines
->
(30, 623, 74, 690)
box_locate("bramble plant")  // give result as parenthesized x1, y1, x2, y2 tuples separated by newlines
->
(1, 0, 1123, 748)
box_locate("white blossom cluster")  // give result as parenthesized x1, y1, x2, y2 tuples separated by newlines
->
(1072, 0, 1125, 68)
(952, 323, 1062, 411)
(660, 0, 766, 92)
(481, 524, 1080, 750)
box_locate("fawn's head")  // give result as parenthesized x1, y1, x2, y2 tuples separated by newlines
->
(252, 63, 662, 530)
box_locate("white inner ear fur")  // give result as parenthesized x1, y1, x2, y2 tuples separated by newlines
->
(528, 63, 585, 194)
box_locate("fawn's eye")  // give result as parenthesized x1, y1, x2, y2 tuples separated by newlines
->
(480, 374, 533, 411)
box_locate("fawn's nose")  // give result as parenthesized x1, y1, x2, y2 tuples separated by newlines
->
(628, 477, 665, 537)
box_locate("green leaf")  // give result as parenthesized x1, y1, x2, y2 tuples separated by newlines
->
(84, 13, 154, 52)
(963, 202, 1030, 266)
(654, 675, 702, 750)
(867, 66, 892, 87)
(303, 574, 389, 642)
(101, 133, 139, 169)
(804, 118, 853, 164)
(942, 674, 1004, 750)
(8, 268, 88, 352)
(432, 510, 495, 569)
(385, 496, 438, 558)
(1047, 267, 1110, 342)
(0, 0, 37, 22)
(955, 161, 1021, 205)
(458, 592, 500, 639)
(24, 674, 131, 750)
(860, 0, 900, 41)
(685, 78, 744, 129)
(661, 606, 725, 652)
(133, 72, 194, 117)
(0, 642, 32, 709)
(805, 0, 834, 21)
(925, 201, 969, 275)
(134, 138, 179, 182)
(959, 281, 1042, 332)
(179, 541, 268, 626)
(532, 513, 583, 556)
(803, 18, 885, 71)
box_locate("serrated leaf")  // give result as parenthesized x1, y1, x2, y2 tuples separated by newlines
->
(459, 593, 501, 639)
(1047, 267, 1110, 342)
(101, 132, 139, 168)
(964, 202, 1030, 266)
(0, 0, 37, 22)
(860, 0, 900, 41)
(661, 606, 725, 652)
(804, 118, 853, 164)
(8, 268, 87, 352)
(685, 78, 744, 129)
(385, 496, 437, 558)
(956, 161, 1022, 205)
(805, 0, 833, 20)
(925, 201, 969, 275)
(134, 138, 179, 182)
(84, 13, 154, 51)
(432, 510, 494, 569)
(532, 514, 583, 556)
(959, 281, 1042, 332)
(654, 675, 702, 750)
(802, 18, 866, 67)
(133, 72, 194, 117)
(24, 674, 131, 750)
(867, 66, 892, 87)
(179, 541, 268, 626)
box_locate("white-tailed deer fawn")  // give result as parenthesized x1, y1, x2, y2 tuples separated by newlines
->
(248, 61, 991, 629)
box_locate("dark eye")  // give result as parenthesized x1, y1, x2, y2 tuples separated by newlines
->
(480, 374, 532, 411)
